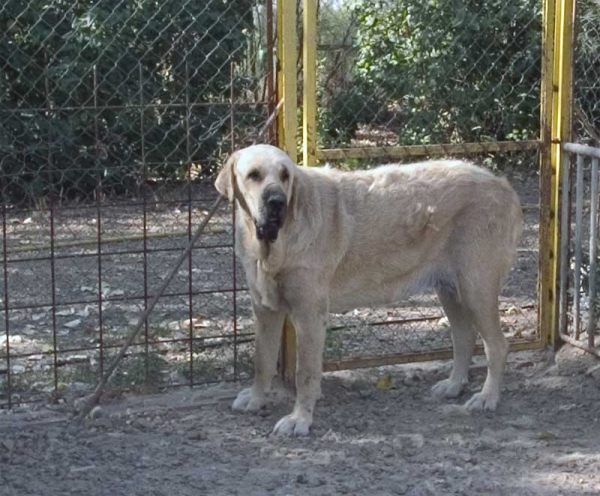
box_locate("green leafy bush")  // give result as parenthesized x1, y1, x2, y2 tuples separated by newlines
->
(0, 0, 254, 203)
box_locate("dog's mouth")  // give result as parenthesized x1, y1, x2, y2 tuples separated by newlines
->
(255, 209, 286, 243)
(255, 188, 287, 243)
(256, 221, 280, 242)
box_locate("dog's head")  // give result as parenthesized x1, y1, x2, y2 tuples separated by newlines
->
(215, 144, 295, 242)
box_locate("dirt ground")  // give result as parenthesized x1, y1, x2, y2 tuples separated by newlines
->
(1, 346, 599, 496)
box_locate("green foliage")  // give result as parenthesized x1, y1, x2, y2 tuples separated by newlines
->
(320, 0, 543, 148)
(0, 0, 254, 203)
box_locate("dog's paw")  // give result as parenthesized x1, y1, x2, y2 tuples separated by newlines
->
(272, 412, 312, 437)
(232, 388, 266, 412)
(431, 378, 465, 399)
(464, 391, 499, 412)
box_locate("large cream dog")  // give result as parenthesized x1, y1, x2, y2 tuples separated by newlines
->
(215, 144, 523, 436)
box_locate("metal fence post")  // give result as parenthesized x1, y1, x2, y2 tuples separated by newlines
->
(539, 0, 576, 348)
(303, 0, 317, 167)
(278, 0, 299, 386)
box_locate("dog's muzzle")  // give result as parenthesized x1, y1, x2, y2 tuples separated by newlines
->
(256, 188, 287, 242)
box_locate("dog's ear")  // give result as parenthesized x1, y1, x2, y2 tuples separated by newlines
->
(285, 162, 295, 207)
(286, 169, 323, 252)
(215, 152, 238, 201)
(288, 165, 301, 220)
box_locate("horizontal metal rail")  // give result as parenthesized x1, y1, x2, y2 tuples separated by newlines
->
(3, 228, 227, 256)
(0, 101, 270, 114)
(323, 339, 545, 372)
(317, 140, 541, 161)
(563, 142, 600, 159)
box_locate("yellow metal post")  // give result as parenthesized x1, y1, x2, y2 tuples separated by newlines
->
(276, 0, 284, 145)
(303, 0, 317, 166)
(277, 0, 298, 384)
(280, 0, 297, 162)
(539, 0, 575, 347)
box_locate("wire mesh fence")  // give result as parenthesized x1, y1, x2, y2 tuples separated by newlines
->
(316, 0, 542, 155)
(313, 0, 543, 368)
(320, 153, 541, 369)
(0, 0, 275, 408)
(0, 0, 564, 409)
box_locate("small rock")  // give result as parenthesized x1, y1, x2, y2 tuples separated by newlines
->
(64, 319, 82, 329)
(439, 404, 470, 417)
(11, 364, 26, 374)
(296, 474, 308, 484)
(515, 361, 535, 369)
(537, 431, 557, 441)
(89, 406, 104, 419)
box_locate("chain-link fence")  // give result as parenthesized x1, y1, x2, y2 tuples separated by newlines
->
(0, 0, 276, 408)
(316, 0, 541, 153)
(313, 0, 543, 369)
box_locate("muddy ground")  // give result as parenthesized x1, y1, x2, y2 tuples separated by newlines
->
(1, 346, 599, 496)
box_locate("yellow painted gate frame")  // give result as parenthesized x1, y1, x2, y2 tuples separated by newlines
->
(276, 0, 577, 382)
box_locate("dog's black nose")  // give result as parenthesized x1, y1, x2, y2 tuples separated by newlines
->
(266, 195, 286, 210)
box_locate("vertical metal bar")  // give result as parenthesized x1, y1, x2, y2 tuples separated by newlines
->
(2, 205, 11, 408)
(573, 154, 584, 339)
(93, 66, 104, 376)
(302, 0, 317, 166)
(559, 151, 571, 337)
(139, 63, 150, 380)
(266, 0, 275, 145)
(279, 0, 298, 385)
(45, 70, 59, 399)
(281, 0, 297, 162)
(186, 61, 195, 386)
(49, 205, 59, 398)
(540, 0, 575, 347)
(230, 62, 238, 381)
(538, 0, 558, 346)
(276, 0, 284, 146)
(589, 157, 599, 348)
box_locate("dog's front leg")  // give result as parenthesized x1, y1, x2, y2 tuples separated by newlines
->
(273, 294, 327, 436)
(232, 298, 285, 412)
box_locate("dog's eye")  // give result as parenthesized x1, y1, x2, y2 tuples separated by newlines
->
(247, 169, 262, 182)
(280, 169, 289, 182)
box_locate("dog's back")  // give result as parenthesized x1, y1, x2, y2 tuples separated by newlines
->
(312, 160, 522, 312)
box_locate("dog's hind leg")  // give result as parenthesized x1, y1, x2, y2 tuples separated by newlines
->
(461, 279, 509, 412)
(232, 301, 285, 412)
(465, 296, 509, 410)
(432, 287, 476, 399)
